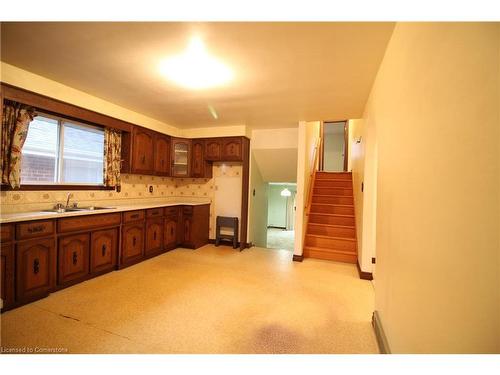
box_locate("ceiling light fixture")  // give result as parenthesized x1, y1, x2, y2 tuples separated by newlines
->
(280, 188, 292, 197)
(208, 104, 218, 119)
(159, 36, 233, 90)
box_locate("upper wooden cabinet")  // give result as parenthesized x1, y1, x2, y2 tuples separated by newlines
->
(203, 137, 244, 162)
(154, 135, 171, 176)
(221, 137, 243, 161)
(131, 127, 155, 174)
(191, 139, 212, 179)
(205, 138, 222, 161)
(171, 138, 191, 177)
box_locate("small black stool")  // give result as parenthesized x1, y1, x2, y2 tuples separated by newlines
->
(215, 216, 239, 250)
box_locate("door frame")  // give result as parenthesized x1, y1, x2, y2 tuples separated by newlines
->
(319, 120, 349, 172)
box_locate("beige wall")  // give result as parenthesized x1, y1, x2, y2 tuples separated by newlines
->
(364, 23, 500, 353)
(248, 152, 268, 247)
(294, 121, 320, 256)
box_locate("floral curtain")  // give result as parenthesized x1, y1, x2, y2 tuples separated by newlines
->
(1, 101, 36, 189)
(103, 128, 122, 188)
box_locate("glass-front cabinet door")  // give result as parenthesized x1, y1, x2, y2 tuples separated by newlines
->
(171, 138, 191, 177)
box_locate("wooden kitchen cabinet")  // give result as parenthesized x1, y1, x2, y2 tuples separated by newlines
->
(221, 137, 243, 161)
(90, 228, 118, 275)
(191, 139, 212, 178)
(58, 233, 90, 286)
(171, 138, 191, 177)
(205, 138, 222, 161)
(16, 238, 56, 303)
(131, 126, 155, 174)
(154, 134, 171, 176)
(1, 243, 14, 310)
(145, 218, 164, 257)
(181, 204, 210, 249)
(121, 223, 145, 266)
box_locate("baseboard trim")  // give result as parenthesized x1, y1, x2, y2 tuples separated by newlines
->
(292, 254, 303, 262)
(357, 261, 373, 280)
(372, 311, 391, 354)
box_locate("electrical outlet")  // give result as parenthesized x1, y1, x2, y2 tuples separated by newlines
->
(372, 257, 376, 264)
(149, 185, 153, 193)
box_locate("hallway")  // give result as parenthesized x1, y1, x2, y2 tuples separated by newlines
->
(1, 245, 377, 354)
(266, 228, 294, 251)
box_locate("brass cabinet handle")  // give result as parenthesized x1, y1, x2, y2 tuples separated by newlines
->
(170, 227, 174, 236)
(153, 231, 157, 241)
(141, 155, 146, 163)
(102, 244, 107, 257)
(33, 258, 40, 274)
(72, 251, 78, 265)
(132, 236, 136, 246)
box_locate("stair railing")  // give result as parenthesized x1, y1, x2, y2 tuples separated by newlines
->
(305, 136, 321, 217)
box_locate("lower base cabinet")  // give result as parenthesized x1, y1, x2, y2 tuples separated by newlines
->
(121, 223, 145, 266)
(145, 218, 164, 257)
(91, 228, 118, 274)
(58, 234, 90, 286)
(16, 238, 56, 303)
(1, 243, 14, 309)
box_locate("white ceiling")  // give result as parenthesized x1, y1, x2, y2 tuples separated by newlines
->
(0, 22, 394, 130)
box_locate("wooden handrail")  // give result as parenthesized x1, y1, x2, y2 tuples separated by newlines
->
(305, 136, 321, 216)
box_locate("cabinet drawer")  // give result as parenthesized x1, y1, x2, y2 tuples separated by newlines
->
(164, 206, 179, 217)
(1, 224, 14, 242)
(123, 210, 145, 223)
(182, 206, 193, 216)
(146, 207, 164, 218)
(58, 213, 121, 233)
(16, 220, 55, 240)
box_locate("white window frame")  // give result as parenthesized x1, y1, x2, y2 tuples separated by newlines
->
(21, 112, 105, 186)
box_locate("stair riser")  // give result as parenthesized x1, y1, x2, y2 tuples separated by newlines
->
(314, 180, 353, 188)
(314, 187, 353, 196)
(303, 249, 357, 264)
(309, 214, 355, 226)
(312, 196, 353, 205)
(307, 225, 356, 238)
(305, 236, 357, 251)
(310, 205, 354, 215)
(316, 173, 352, 180)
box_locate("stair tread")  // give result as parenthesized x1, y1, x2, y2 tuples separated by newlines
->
(306, 234, 356, 241)
(309, 213, 354, 217)
(308, 223, 355, 229)
(313, 194, 354, 198)
(314, 178, 352, 182)
(304, 246, 357, 255)
(311, 203, 354, 207)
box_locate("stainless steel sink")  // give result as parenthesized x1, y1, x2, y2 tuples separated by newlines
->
(42, 206, 115, 213)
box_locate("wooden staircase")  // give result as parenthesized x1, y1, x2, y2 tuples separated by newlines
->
(303, 171, 357, 263)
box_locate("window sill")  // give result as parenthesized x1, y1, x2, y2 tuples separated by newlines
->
(1, 184, 115, 191)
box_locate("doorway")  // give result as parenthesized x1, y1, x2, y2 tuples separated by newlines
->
(266, 183, 296, 251)
(320, 121, 348, 172)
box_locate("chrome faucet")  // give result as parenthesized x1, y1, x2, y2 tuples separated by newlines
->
(65, 193, 73, 209)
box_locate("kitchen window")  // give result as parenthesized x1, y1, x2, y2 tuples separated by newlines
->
(21, 113, 105, 186)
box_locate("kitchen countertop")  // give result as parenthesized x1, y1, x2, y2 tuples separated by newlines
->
(0, 201, 211, 224)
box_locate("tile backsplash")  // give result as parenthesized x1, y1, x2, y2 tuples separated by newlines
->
(0, 163, 243, 239)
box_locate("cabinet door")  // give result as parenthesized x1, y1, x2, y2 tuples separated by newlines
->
(132, 127, 154, 174)
(164, 216, 178, 250)
(91, 228, 118, 275)
(1, 243, 14, 309)
(58, 234, 90, 285)
(121, 224, 145, 265)
(221, 137, 243, 161)
(145, 218, 163, 256)
(154, 135, 170, 176)
(182, 216, 193, 247)
(171, 138, 191, 177)
(191, 140, 204, 178)
(205, 139, 221, 161)
(16, 238, 55, 302)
